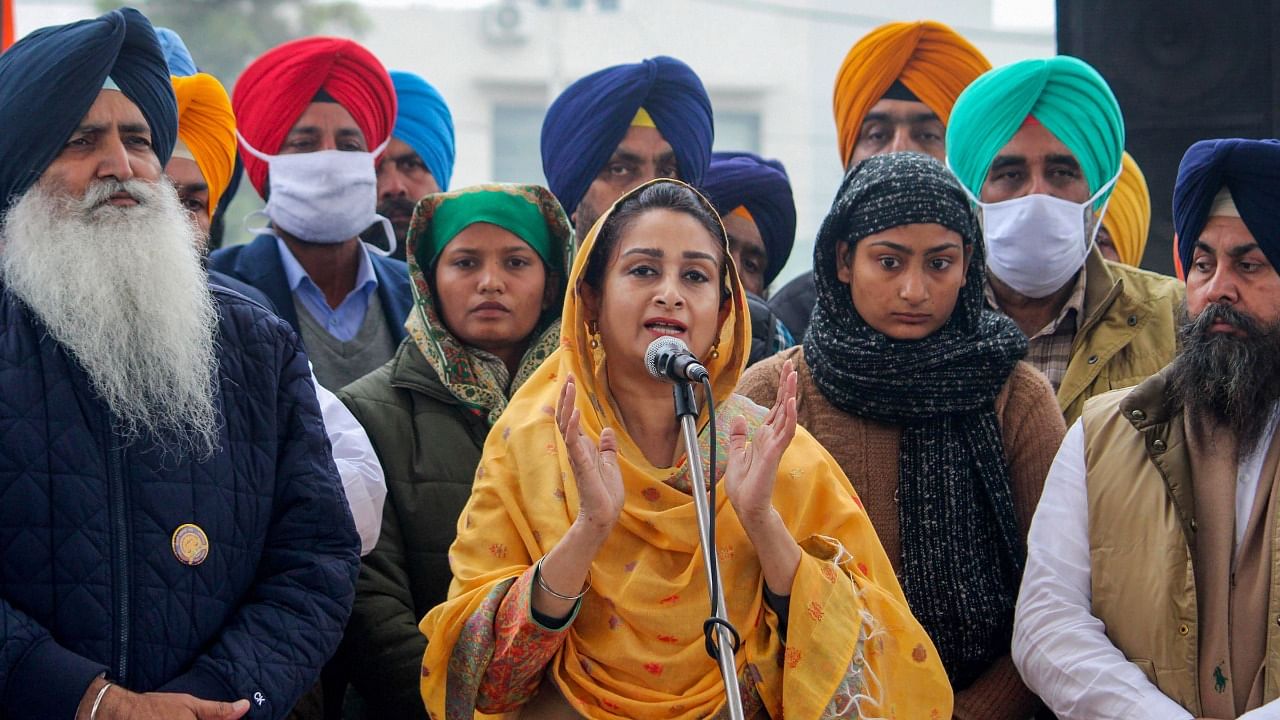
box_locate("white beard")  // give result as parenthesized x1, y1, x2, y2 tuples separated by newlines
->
(0, 177, 220, 457)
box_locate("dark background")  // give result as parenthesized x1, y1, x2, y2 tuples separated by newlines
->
(1057, 0, 1280, 276)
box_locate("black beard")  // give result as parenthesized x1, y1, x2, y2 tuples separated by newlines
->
(1168, 302, 1280, 451)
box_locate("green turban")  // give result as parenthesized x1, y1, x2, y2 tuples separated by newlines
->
(946, 56, 1124, 210)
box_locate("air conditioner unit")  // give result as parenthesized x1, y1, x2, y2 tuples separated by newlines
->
(482, 1, 531, 45)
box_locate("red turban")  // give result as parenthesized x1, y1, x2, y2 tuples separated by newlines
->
(232, 36, 396, 197)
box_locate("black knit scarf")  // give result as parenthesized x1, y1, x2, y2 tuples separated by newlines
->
(803, 153, 1029, 688)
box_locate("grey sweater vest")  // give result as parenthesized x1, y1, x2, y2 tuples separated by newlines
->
(295, 291, 396, 391)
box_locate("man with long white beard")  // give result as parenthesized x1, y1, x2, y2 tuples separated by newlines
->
(1014, 138, 1280, 719)
(0, 10, 359, 720)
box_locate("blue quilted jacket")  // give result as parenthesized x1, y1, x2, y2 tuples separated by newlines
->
(0, 285, 360, 719)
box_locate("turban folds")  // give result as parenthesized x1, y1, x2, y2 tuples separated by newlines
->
(1173, 138, 1280, 275)
(417, 186, 560, 272)
(390, 70, 456, 191)
(1100, 151, 1151, 266)
(833, 20, 990, 169)
(156, 26, 196, 77)
(171, 73, 236, 213)
(946, 56, 1125, 210)
(540, 56, 713, 217)
(233, 36, 395, 198)
(701, 151, 797, 286)
(0, 8, 177, 206)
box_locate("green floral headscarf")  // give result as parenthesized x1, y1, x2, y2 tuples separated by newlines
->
(404, 183, 575, 425)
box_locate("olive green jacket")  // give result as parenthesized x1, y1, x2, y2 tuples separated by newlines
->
(1082, 371, 1280, 714)
(1058, 249, 1185, 424)
(337, 339, 490, 720)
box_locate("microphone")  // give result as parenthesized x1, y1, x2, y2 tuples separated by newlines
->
(645, 336, 710, 383)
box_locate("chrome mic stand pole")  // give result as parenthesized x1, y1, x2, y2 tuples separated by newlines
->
(673, 381, 745, 720)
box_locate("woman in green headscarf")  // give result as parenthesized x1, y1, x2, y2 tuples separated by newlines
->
(336, 183, 573, 719)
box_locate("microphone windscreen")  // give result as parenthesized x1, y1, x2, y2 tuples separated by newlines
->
(644, 336, 688, 381)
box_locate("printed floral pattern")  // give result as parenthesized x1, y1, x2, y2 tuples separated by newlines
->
(445, 559, 888, 719)
(461, 567, 576, 715)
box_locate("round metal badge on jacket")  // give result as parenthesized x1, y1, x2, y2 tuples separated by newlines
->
(171, 523, 210, 566)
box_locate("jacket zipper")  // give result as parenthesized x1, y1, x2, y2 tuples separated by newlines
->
(108, 442, 130, 684)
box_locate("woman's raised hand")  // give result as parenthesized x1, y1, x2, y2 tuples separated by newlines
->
(532, 375, 625, 621)
(725, 359, 799, 531)
(557, 374, 625, 534)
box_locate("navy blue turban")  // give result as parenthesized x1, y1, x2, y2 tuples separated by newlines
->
(540, 56, 713, 218)
(1174, 138, 1280, 276)
(391, 70, 456, 191)
(0, 8, 177, 207)
(701, 151, 797, 286)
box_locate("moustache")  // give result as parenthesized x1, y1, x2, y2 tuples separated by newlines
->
(77, 178, 159, 213)
(377, 196, 417, 219)
(1190, 303, 1262, 337)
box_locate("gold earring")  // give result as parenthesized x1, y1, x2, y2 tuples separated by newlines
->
(709, 344, 720, 360)
(589, 321, 600, 349)
(589, 335, 600, 350)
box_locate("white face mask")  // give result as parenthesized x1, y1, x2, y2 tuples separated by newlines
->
(969, 172, 1119, 299)
(237, 131, 396, 257)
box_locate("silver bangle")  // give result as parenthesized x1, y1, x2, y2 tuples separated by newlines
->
(89, 680, 114, 720)
(534, 556, 591, 602)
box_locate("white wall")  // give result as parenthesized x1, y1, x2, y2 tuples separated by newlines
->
(368, 0, 1054, 286)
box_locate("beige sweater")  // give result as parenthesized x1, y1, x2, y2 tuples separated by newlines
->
(738, 346, 1065, 720)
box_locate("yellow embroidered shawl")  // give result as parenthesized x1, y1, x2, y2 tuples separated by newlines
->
(421, 179, 952, 719)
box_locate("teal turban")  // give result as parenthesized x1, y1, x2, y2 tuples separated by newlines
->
(946, 56, 1124, 210)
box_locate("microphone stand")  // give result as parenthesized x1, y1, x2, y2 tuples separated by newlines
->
(672, 381, 745, 720)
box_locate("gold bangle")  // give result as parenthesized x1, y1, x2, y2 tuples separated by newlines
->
(89, 680, 115, 720)
(534, 556, 591, 601)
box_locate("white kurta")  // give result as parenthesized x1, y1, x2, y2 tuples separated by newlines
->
(1014, 416, 1280, 720)
(312, 368, 386, 556)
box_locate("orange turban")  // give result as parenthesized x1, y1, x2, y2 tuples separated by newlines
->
(833, 20, 990, 168)
(1100, 151, 1152, 266)
(170, 73, 235, 213)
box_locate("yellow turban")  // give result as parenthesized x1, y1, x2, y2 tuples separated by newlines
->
(1100, 151, 1151, 266)
(169, 73, 236, 213)
(833, 20, 990, 168)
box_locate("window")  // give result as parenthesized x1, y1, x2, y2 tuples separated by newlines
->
(492, 104, 547, 184)
(714, 111, 761, 154)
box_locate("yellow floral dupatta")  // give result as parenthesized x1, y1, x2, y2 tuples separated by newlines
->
(421, 179, 952, 719)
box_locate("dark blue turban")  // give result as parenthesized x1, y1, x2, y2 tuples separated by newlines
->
(540, 56, 713, 218)
(1174, 138, 1280, 276)
(701, 151, 797, 286)
(391, 70, 456, 191)
(0, 8, 176, 208)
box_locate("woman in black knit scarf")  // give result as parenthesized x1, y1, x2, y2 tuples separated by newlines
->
(814, 150, 1035, 683)
(738, 152, 1066, 712)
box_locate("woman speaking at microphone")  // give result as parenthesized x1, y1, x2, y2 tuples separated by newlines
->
(420, 179, 950, 719)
